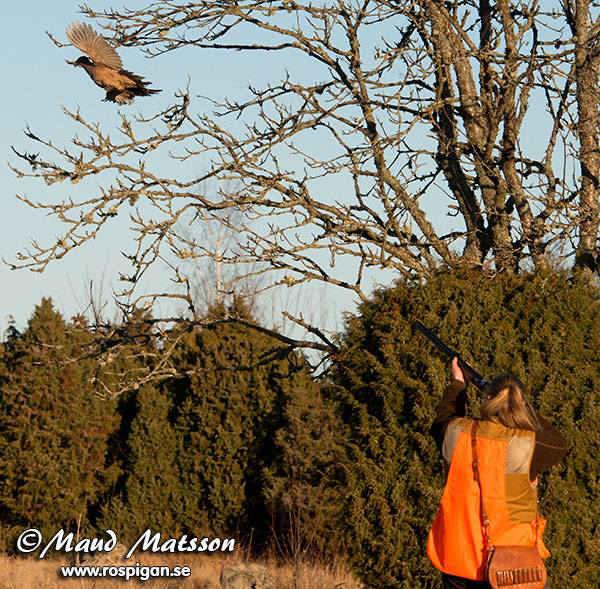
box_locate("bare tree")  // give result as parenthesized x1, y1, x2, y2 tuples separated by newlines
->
(176, 196, 268, 318)
(10, 0, 599, 361)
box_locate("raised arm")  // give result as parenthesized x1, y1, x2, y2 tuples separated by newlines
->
(530, 415, 569, 478)
(430, 357, 468, 450)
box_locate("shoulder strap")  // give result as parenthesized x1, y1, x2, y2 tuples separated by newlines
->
(470, 420, 493, 550)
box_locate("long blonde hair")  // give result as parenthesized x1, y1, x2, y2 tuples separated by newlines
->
(480, 374, 541, 432)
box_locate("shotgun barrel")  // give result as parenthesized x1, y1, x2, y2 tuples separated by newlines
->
(413, 321, 489, 391)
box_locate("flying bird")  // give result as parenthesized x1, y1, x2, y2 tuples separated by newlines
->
(66, 22, 160, 104)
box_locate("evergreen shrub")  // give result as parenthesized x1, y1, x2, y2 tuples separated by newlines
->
(0, 299, 117, 551)
(330, 269, 599, 588)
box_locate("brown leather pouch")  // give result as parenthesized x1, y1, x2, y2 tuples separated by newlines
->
(486, 545, 547, 588)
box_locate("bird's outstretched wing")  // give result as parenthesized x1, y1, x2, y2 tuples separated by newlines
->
(66, 22, 123, 70)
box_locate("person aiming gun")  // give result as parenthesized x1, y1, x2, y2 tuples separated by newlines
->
(417, 324, 568, 589)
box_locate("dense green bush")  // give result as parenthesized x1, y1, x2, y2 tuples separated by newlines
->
(0, 271, 597, 589)
(262, 369, 347, 560)
(169, 303, 331, 547)
(102, 299, 327, 549)
(100, 384, 184, 541)
(330, 269, 599, 588)
(0, 299, 117, 551)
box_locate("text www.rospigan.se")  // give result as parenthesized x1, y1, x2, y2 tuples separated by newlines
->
(60, 563, 191, 582)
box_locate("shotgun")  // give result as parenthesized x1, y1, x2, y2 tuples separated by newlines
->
(413, 321, 489, 391)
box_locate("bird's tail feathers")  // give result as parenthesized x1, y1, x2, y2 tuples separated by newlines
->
(137, 87, 162, 96)
(121, 70, 161, 95)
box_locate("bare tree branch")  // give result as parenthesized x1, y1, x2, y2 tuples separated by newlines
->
(8, 0, 599, 389)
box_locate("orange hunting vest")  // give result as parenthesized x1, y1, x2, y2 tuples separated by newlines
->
(427, 417, 549, 581)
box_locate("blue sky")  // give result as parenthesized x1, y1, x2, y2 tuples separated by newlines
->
(1, 1, 405, 334)
(1, 3, 167, 329)
(0, 2, 566, 336)
(0, 2, 299, 330)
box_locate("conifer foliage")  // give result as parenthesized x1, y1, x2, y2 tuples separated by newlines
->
(0, 272, 597, 589)
(165, 300, 308, 543)
(0, 299, 116, 549)
(330, 269, 599, 588)
(100, 384, 183, 542)
(263, 370, 346, 561)
(101, 299, 328, 549)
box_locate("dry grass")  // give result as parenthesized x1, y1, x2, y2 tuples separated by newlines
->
(0, 552, 362, 589)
